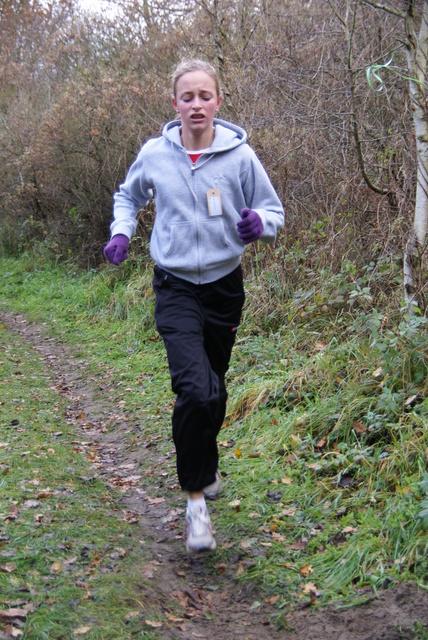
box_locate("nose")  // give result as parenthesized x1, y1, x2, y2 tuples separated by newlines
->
(192, 96, 202, 109)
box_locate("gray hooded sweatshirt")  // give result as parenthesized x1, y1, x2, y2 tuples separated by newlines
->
(111, 118, 284, 284)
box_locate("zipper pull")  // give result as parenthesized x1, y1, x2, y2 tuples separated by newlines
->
(191, 164, 196, 173)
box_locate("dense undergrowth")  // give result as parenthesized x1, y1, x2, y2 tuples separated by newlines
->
(0, 247, 427, 629)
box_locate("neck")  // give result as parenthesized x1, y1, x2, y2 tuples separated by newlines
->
(180, 128, 214, 151)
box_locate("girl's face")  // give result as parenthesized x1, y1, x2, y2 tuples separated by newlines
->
(172, 70, 222, 145)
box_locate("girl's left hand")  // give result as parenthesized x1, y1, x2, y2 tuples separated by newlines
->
(237, 208, 263, 244)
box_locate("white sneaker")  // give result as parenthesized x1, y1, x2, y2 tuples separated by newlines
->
(203, 470, 222, 501)
(185, 506, 217, 553)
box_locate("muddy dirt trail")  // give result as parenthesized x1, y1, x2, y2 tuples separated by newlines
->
(2, 311, 427, 640)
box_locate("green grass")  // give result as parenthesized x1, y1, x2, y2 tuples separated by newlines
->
(0, 252, 427, 628)
(0, 323, 165, 638)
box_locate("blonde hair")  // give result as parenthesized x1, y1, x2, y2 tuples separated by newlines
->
(171, 59, 221, 98)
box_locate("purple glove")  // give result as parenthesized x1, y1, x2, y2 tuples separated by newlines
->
(103, 234, 129, 265)
(237, 208, 263, 245)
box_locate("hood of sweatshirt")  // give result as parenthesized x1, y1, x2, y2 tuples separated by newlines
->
(162, 118, 248, 153)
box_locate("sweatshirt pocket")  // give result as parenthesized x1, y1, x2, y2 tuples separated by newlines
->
(198, 218, 234, 268)
(161, 218, 235, 272)
(163, 222, 197, 269)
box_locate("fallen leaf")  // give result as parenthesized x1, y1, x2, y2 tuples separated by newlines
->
(306, 462, 321, 470)
(302, 581, 318, 594)
(50, 561, 63, 574)
(272, 532, 286, 542)
(166, 613, 185, 623)
(218, 440, 235, 448)
(315, 341, 327, 350)
(404, 394, 418, 406)
(23, 500, 40, 509)
(75, 580, 89, 589)
(287, 540, 307, 551)
(300, 563, 313, 577)
(235, 447, 242, 459)
(240, 540, 252, 549)
(228, 499, 241, 510)
(142, 565, 155, 579)
(37, 490, 52, 499)
(146, 497, 165, 505)
(123, 611, 140, 620)
(74, 627, 92, 636)
(3, 626, 23, 637)
(89, 552, 101, 566)
(352, 421, 366, 435)
(342, 526, 357, 535)
(145, 620, 163, 628)
(7, 505, 19, 521)
(0, 603, 34, 619)
(0, 563, 16, 573)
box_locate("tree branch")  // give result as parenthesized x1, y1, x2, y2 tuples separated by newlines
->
(341, 0, 390, 194)
(360, 0, 406, 19)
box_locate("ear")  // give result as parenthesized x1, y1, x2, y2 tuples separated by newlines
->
(172, 96, 179, 112)
(216, 95, 222, 111)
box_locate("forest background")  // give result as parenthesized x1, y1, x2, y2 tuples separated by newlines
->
(0, 0, 428, 634)
(1, 0, 428, 284)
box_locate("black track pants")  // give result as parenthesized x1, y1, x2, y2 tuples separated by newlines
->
(153, 265, 245, 492)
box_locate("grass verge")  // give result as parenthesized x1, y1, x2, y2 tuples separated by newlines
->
(0, 321, 165, 639)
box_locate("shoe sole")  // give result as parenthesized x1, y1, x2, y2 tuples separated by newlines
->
(203, 491, 219, 501)
(203, 471, 222, 501)
(186, 539, 217, 553)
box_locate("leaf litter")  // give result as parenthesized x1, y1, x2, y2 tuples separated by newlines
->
(1, 310, 427, 640)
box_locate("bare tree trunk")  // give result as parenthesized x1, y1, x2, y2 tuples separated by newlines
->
(360, 0, 428, 312)
(403, 0, 428, 312)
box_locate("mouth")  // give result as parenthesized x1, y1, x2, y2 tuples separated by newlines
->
(191, 114, 205, 120)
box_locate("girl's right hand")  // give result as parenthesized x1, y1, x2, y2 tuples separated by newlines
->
(103, 234, 129, 265)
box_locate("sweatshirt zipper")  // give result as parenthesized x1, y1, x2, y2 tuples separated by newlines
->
(190, 163, 202, 283)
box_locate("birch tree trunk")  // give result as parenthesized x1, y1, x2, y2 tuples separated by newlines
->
(359, 0, 428, 312)
(403, 1, 428, 312)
